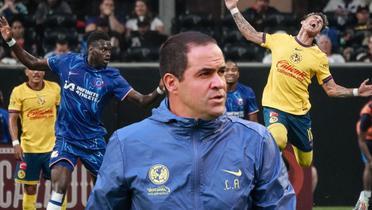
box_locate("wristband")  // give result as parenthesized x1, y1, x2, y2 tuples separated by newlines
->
(156, 87, 164, 95)
(230, 7, 239, 15)
(12, 139, 20, 146)
(352, 88, 359, 96)
(6, 38, 16, 47)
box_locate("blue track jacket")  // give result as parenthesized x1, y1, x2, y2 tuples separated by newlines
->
(86, 100, 296, 210)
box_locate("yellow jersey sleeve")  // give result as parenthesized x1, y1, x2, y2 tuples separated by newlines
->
(315, 55, 332, 85)
(8, 86, 22, 112)
(261, 33, 289, 50)
(51, 82, 61, 106)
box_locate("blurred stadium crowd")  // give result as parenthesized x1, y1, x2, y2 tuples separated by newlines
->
(1, 0, 372, 63)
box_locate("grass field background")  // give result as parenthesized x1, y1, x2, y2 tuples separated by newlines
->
(313, 207, 352, 210)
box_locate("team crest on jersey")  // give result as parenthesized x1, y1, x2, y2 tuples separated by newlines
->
(147, 164, 171, 196)
(237, 98, 243, 106)
(18, 170, 26, 179)
(290, 52, 302, 64)
(37, 94, 46, 105)
(92, 78, 104, 87)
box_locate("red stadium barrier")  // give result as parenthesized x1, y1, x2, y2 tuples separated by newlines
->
(0, 145, 92, 210)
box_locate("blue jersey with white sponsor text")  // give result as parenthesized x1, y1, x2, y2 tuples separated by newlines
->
(225, 83, 259, 119)
(48, 53, 132, 141)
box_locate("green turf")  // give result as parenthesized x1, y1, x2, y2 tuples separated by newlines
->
(313, 207, 352, 210)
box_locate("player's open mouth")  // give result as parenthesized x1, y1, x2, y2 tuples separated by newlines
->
(310, 23, 316, 29)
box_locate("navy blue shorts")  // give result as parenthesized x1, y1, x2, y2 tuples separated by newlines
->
(15, 152, 51, 184)
(263, 107, 313, 152)
(49, 137, 106, 176)
(361, 140, 372, 164)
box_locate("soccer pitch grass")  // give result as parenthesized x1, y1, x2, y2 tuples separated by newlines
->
(313, 207, 352, 210)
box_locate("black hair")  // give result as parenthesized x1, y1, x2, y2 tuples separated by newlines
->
(302, 12, 329, 31)
(159, 31, 217, 81)
(87, 31, 110, 48)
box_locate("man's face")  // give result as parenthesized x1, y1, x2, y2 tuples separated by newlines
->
(11, 21, 24, 39)
(170, 43, 226, 120)
(224, 61, 239, 85)
(256, 0, 269, 11)
(55, 43, 69, 55)
(89, 39, 112, 66)
(301, 15, 324, 36)
(317, 35, 331, 54)
(356, 9, 369, 24)
(25, 69, 45, 84)
(135, 1, 147, 17)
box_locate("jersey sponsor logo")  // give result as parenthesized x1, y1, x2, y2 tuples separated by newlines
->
(222, 169, 242, 177)
(147, 164, 171, 196)
(276, 60, 307, 82)
(63, 81, 100, 102)
(148, 164, 169, 185)
(27, 108, 54, 120)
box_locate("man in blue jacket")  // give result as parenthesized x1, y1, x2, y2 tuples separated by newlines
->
(86, 31, 296, 209)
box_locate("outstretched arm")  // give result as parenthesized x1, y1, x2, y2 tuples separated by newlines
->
(125, 80, 164, 108)
(224, 0, 264, 45)
(0, 16, 49, 71)
(322, 78, 372, 97)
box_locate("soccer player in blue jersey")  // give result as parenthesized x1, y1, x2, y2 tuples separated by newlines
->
(0, 16, 164, 210)
(224, 60, 259, 122)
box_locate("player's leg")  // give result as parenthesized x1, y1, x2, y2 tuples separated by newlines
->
(263, 107, 289, 150)
(23, 184, 37, 210)
(41, 152, 68, 210)
(354, 142, 372, 210)
(14, 153, 43, 210)
(287, 113, 313, 167)
(47, 138, 78, 210)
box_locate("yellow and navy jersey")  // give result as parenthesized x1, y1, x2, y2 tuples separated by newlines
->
(261, 33, 332, 115)
(8, 81, 60, 153)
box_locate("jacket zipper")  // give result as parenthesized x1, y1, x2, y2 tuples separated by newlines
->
(192, 124, 201, 210)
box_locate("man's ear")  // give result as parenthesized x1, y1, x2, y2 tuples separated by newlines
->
(163, 73, 179, 94)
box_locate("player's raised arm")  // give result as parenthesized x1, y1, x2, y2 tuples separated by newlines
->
(224, 0, 264, 45)
(322, 78, 372, 97)
(0, 16, 49, 71)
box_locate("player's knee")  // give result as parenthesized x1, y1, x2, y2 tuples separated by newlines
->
(24, 184, 37, 195)
(267, 123, 288, 150)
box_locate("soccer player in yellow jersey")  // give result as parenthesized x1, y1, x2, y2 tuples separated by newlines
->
(8, 68, 66, 210)
(224, 0, 372, 168)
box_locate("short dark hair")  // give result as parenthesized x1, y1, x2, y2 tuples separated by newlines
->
(159, 31, 217, 80)
(302, 12, 329, 31)
(87, 31, 110, 47)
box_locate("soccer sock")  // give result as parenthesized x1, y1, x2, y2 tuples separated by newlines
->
(47, 191, 64, 210)
(362, 190, 371, 199)
(23, 193, 37, 210)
